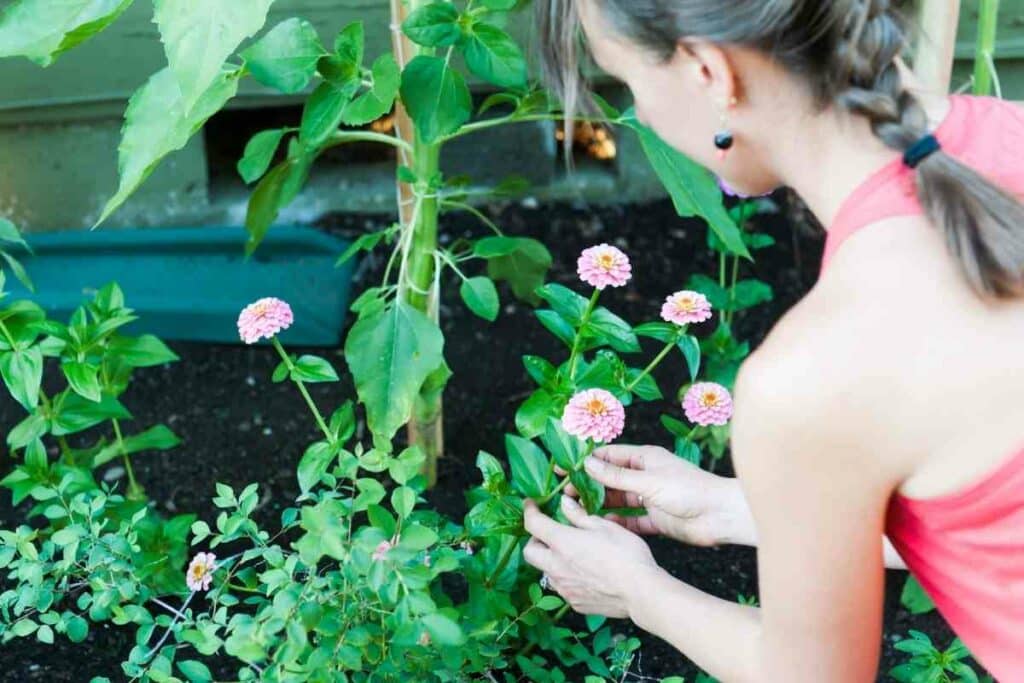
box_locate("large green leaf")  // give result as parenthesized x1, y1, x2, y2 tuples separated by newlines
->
(620, 108, 750, 259)
(341, 53, 399, 126)
(93, 424, 181, 467)
(51, 393, 131, 436)
(461, 22, 526, 89)
(400, 55, 471, 143)
(0, 0, 133, 66)
(484, 238, 552, 305)
(401, 1, 461, 47)
(97, 67, 240, 225)
(506, 434, 548, 498)
(154, 0, 273, 111)
(242, 17, 324, 94)
(344, 301, 445, 441)
(0, 346, 42, 409)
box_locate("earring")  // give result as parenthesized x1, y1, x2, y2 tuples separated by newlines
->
(714, 97, 738, 160)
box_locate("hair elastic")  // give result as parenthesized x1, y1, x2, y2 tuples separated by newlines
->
(903, 134, 942, 169)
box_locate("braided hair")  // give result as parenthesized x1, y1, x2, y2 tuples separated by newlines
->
(537, 0, 1024, 297)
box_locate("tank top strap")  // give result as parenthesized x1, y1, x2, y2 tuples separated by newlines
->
(819, 96, 972, 276)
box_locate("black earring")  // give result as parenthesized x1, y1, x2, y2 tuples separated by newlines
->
(714, 131, 735, 151)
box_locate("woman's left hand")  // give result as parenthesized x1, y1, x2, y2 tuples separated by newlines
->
(522, 496, 661, 618)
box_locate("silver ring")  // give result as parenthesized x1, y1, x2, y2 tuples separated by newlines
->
(638, 494, 644, 508)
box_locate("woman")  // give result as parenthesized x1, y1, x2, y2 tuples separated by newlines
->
(520, 1, 1024, 681)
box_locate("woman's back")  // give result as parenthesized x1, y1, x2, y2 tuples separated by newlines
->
(790, 94, 1024, 678)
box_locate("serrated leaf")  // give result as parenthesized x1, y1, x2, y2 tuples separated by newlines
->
(154, 0, 273, 111)
(98, 67, 239, 225)
(400, 54, 471, 143)
(241, 17, 324, 94)
(461, 21, 526, 89)
(0, 0, 133, 66)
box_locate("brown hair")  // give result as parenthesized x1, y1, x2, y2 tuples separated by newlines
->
(536, 0, 1024, 298)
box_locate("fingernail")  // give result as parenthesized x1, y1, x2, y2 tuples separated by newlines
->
(561, 496, 578, 510)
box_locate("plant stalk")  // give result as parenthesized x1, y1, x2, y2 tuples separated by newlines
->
(973, 0, 1001, 96)
(270, 338, 333, 442)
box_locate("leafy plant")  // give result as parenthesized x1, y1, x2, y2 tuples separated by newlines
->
(0, 0, 752, 487)
(888, 631, 988, 683)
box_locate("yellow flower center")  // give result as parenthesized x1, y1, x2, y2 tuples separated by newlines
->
(190, 565, 206, 580)
(585, 398, 608, 416)
(701, 392, 719, 407)
(597, 253, 616, 270)
(675, 295, 696, 312)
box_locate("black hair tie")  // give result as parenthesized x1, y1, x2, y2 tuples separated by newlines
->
(903, 134, 942, 169)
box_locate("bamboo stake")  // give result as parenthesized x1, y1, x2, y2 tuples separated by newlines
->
(914, 0, 961, 93)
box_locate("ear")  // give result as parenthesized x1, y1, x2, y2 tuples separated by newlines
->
(676, 39, 740, 108)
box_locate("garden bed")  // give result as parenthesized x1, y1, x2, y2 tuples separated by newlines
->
(0, 197, 958, 681)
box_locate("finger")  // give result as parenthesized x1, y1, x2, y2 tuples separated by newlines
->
(605, 513, 659, 536)
(584, 456, 647, 495)
(553, 465, 567, 477)
(563, 482, 579, 499)
(522, 537, 555, 571)
(593, 444, 651, 471)
(560, 496, 605, 530)
(523, 499, 571, 546)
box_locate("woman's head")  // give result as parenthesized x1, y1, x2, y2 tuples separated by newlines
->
(537, 0, 1024, 298)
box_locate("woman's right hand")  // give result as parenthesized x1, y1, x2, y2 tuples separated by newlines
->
(563, 444, 756, 548)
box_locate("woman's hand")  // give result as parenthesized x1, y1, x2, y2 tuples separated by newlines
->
(565, 444, 756, 548)
(523, 496, 662, 618)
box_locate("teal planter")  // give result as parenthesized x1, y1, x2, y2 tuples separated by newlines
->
(6, 226, 356, 346)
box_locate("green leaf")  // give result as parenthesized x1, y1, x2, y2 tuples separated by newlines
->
(570, 470, 605, 514)
(422, 613, 465, 647)
(297, 441, 334, 494)
(391, 486, 416, 519)
(677, 335, 701, 382)
(476, 450, 507, 493)
(62, 360, 102, 402)
(620, 108, 750, 259)
(400, 54, 471, 143)
(506, 434, 549, 498)
(535, 284, 588, 326)
(730, 280, 773, 311)
(241, 17, 325, 94)
(0, 0, 133, 66)
(687, 274, 730, 311)
(541, 418, 585, 471)
(154, 0, 273, 111)
(345, 302, 445, 441)
(900, 576, 936, 615)
(108, 334, 178, 367)
(336, 230, 387, 266)
(98, 67, 239, 225)
(291, 355, 339, 383)
(7, 413, 48, 450)
(486, 238, 552, 305)
(301, 81, 353, 147)
(465, 496, 522, 537)
(634, 322, 678, 343)
(177, 660, 213, 683)
(588, 307, 641, 353)
(342, 53, 400, 126)
(535, 309, 575, 347)
(399, 524, 437, 551)
(461, 22, 527, 89)
(66, 615, 89, 643)
(51, 393, 131, 436)
(460, 277, 499, 321)
(515, 390, 555, 439)
(0, 218, 29, 251)
(523, 355, 556, 388)
(0, 346, 42, 409)
(1, 253, 33, 293)
(402, 2, 462, 47)
(244, 161, 290, 256)
(237, 129, 287, 184)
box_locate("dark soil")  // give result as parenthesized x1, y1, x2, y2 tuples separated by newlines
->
(0, 196, 964, 682)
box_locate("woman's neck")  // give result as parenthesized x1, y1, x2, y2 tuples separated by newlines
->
(766, 88, 952, 230)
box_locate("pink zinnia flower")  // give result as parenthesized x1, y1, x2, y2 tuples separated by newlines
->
(186, 552, 217, 592)
(372, 540, 393, 562)
(577, 244, 632, 290)
(561, 389, 626, 443)
(661, 291, 713, 326)
(237, 297, 294, 344)
(683, 383, 733, 426)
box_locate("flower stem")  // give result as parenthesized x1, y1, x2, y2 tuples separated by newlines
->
(625, 338, 677, 392)
(112, 418, 144, 500)
(270, 337, 333, 443)
(567, 289, 601, 383)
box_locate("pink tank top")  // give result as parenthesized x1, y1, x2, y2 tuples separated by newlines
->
(820, 95, 1024, 681)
